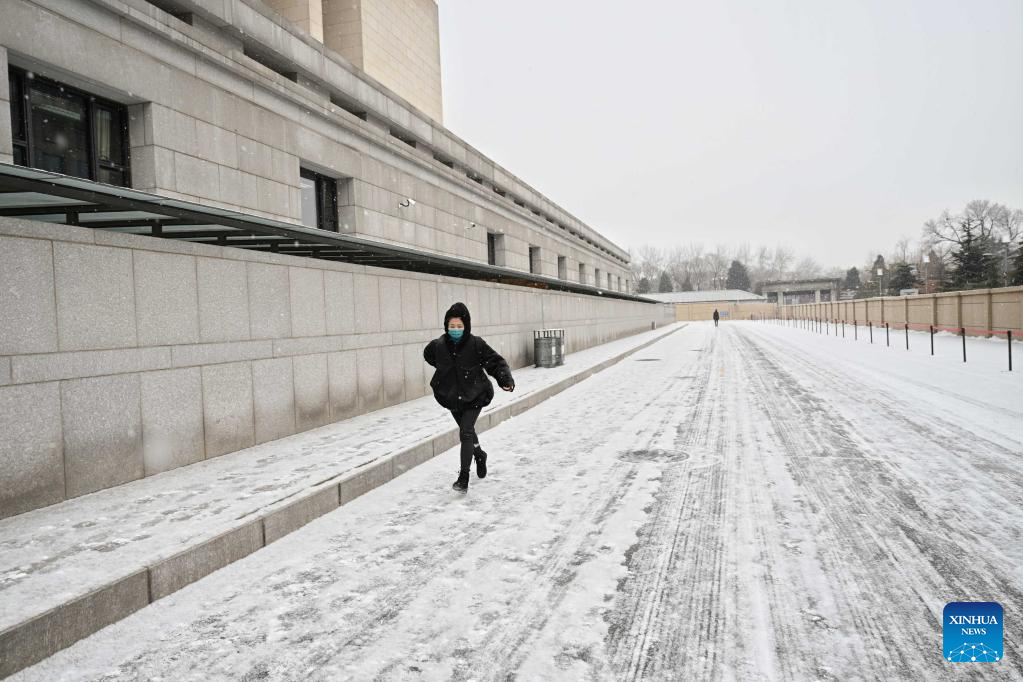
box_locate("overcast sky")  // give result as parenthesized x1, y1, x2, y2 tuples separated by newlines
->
(437, 0, 1023, 269)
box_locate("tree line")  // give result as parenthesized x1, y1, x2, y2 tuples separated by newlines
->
(630, 199, 1023, 295)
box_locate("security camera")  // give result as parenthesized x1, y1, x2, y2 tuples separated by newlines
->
(465, 222, 477, 230)
(399, 198, 416, 208)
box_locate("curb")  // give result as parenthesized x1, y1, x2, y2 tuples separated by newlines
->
(0, 323, 685, 678)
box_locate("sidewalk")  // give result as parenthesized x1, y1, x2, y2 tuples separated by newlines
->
(0, 322, 685, 677)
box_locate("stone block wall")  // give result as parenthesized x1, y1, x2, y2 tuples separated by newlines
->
(0, 216, 673, 519)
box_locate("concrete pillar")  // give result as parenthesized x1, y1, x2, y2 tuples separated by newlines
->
(985, 290, 993, 336)
(0, 46, 13, 164)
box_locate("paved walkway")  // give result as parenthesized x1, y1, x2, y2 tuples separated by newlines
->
(12, 321, 1023, 681)
(0, 323, 683, 675)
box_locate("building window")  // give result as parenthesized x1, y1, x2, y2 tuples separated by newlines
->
(486, 231, 505, 266)
(300, 168, 338, 231)
(594, 268, 602, 288)
(578, 263, 586, 285)
(9, 67, 130, 186)
(557, 256, 567, 280)
(607, 273, 612, 289)
(529, 246, 541, 274)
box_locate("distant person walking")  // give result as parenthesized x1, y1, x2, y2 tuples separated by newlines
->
(713, 309, 720, 327)
(424, 302, 514, 493)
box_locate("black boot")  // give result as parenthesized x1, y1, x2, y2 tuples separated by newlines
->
(452, 469, 469, 493)
(473, 445, 488, 479)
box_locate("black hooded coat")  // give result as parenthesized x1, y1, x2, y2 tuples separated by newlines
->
(423, 302, 514, 410)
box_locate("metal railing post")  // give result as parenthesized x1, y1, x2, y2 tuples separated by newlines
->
(1008, 330, 1013, 372)
(885, 322, 890, 347)
(961, 327, 966, 363)
(929, 325, 934, 356)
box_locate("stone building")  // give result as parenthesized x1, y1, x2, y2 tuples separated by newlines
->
(0, 0, 669, 518)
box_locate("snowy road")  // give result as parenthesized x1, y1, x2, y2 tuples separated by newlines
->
(16, 322, 1023, 681)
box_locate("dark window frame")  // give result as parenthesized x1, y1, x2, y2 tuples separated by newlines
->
(8, 66, 131, 187)
(528, 245, 541, 275)
(487, 231, 497, 266)
(300, 167, 339, 232)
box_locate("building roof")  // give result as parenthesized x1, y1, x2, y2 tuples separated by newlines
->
(0, 163, 654, 303)
(759, 278, 842, 289)
(644, 290, 765, 304)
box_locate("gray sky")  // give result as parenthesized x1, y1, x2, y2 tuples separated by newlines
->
(438, 0, 1023, 269)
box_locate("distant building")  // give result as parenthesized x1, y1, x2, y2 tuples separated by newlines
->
(760, 279, 842, 305)
(644, 290, 765, 304)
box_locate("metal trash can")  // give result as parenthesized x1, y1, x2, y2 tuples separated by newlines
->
(533, 328, 566, 367)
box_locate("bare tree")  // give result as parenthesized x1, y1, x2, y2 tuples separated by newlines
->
(890, 236, 912, 264)
(770, 245, 794, 280)
(792, 256, 822, 279)
(991, 204, 1023, 243)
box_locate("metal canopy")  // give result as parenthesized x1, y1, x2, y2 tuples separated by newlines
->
(0, 163, 653, 303)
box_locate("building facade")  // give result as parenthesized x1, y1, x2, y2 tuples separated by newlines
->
(1, 0, 631, 291)
(760, 279, 842, 305)
(0, 0, 662, 518)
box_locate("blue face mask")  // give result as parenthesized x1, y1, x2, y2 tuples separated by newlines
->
(447, 328, 464, 341)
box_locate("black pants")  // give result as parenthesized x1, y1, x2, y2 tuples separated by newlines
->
(450, 406, 481, 472)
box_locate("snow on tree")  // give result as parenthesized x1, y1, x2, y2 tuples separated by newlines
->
(725, 260, 751, 291)
(887, 263, 919, 294)
(658, 271, 673, 293)
(843, 267, 861, 290)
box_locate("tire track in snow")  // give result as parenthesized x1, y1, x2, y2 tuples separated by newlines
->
(731, 325, 1022, 681)
(603, 328, 729, 680)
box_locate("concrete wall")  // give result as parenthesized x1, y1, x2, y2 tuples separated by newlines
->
(782, 287, 1023, 335)
(0, 1, 629, 285)
(673, 302, 777, 322)
(0, 216, 673, 519)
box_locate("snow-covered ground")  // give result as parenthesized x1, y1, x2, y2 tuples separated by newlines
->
(0, 323, 681, 640)
(13, 321, 1022, 681)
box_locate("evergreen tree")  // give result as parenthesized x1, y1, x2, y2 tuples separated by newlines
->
(843, 267, 861, 290)
(680, 276, 693, 292)
(725, 260, 752, 291)
(658, 271, 673, 293)
(637, 276, 651, 294)
(1011, 241, 1023, 286)
(887, 262, 919, 295)
(948, 222, 995, 289)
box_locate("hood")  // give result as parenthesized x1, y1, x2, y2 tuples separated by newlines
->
(444, 301, 471, 335)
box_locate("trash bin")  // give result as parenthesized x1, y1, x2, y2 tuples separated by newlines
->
(534, 328, 566, 367)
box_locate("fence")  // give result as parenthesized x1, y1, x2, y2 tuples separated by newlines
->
(778, 286, 1023, 336)
(751, 314, 1016, 371)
